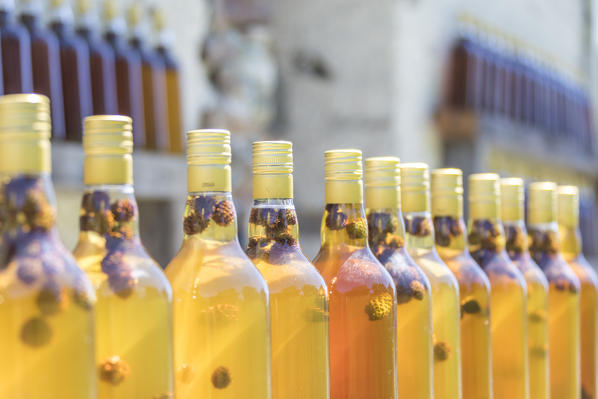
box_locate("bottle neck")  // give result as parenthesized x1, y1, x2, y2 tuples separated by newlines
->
(504, 219, 531, 260)
(0, 173, 58, 238)
(183, 191, 238, 242)
(558, 224, 581, 259)
(467, 216, 506, 267)
(366, 206, 407, 260)
(78, 184, 140, 244)
(19, 13, 38, 32)
(320, 203, 368, 248)
(403, 210, 435, 252)
(0, 10, 12, 26)
(528, 221, 561, 266)
(433, 213, 467, 257)
(247, 198, 300, 261)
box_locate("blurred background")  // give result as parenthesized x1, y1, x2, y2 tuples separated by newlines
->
(3, 0, 597, 265)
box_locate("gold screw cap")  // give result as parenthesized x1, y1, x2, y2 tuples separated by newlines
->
(365, 156, 400, 209)
(431, 168, 463, 216)
(0, 94, 52, 175)
(468, 173, 500, 219)
(83, 115, 133, 185)
(528, 181, 557, 224)
(500, 177, 524, 222)
(252, 141, 293, 199)
(400, 162, 430, 213)
(557, 185, 579, 228)
(186, 129, 232, 192)
(324, 149, 363, 204)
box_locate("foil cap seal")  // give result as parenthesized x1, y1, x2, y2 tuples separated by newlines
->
(557, 185, 579, 228)
(431, 168, 463, 217)
(324, 149, 363, 204)
(186, 129, 232, 192)
(469, 173, 500, 220)
(83, 115, 133, 185)
(365, 156, 400, 209)
(0, 94, 52, 175)
(400, 163, 430, 213)
(528, 181, 557, 224)
(252, 141, 293, 199)
(500, 177, 524, 222)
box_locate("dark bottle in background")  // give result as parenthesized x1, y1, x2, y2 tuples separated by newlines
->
(103, 0, 145, 147)
(153, 7, 183, 153)
(19, 0, 65, 138)
(49, 0, 93, 140)
(75, 0, 117, 115)
(0, 0, 33, 94)
(128, 2, 168, 150)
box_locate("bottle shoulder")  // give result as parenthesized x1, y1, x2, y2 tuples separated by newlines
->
(409, 248, 460, 288)
(166, 238, 269, 295)
(313, 245, 395, 293)
(567, 255, 598, 286)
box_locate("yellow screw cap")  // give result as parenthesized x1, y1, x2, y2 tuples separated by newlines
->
(252, 141, 293, 199)
(365, 156, 400, 209)
(186, 129, 232, 193)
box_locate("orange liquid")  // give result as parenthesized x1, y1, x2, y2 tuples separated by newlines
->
(313, 244, 397, 399)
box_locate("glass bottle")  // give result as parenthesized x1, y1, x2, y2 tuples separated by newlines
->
(246, 141, 329, 399)
(165, 129, 271, 398)
(19, 0, 65, 138)
(75, 0, 118, 115)
(102, 0, 145, 147)
(467, 173, 529, 399)
(48, 0, 93, 141)
(312, 149, 397, 399)
(153, 7, 182, 153)
(365, 157, 433, 399)
(127, 2, 168, 151)
(0, 93, 96, 397)
(72, 115, 173, 399)
(0, 0, 33, 94)
(557, 185, 596, 399)
(431, 168, 492, 399)
(400, 163, 462, 399)
(501, 178, 549, 399)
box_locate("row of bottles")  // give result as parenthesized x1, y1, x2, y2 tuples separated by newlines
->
(1, 94, 596, 398)
(444, 22, 594, 151)
(1, 0, 182, 151)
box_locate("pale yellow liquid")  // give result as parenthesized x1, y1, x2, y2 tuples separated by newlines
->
(0, 286, 95, 397)
(409, 251, 462, 399)
(396, 284, 433, 398)
(0, 240, 95, 398)
(74, 233, 173, 399)
(442, 253, 491, 399)
(251, 254, 329, 399)
(566, 255, 598, 399)
(513, 260, 549, 399)
(166, 236, 271, 398)
(485, 258, 529, 399)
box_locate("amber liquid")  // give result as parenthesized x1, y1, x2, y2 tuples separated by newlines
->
(158, 47, 183, 153)
(368, 208, 433, 399)
(76, 27, 118, 115)
(131, 38, 169, 151)
(50, 21, 93, 141)
(105, 32, 145, 147)
(0, 11, 33, 94)
(313, 204, 397, 399)
(530, 225, 580, 399)
(73, 188, 173, 399)
(0, 175, 96, 398)
(561, 226, 598, 399)
(505, 221, 549, 399)
(166, 193, 271, 398)
(404, 212, 462, 399)
(247, 201, 329, 399)
(21, 13, 65, 138)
